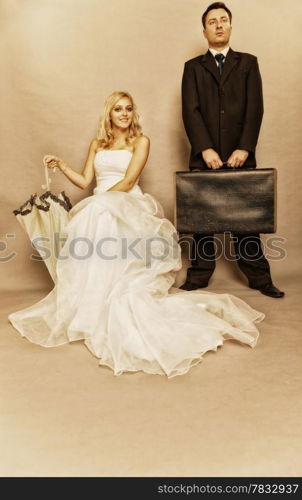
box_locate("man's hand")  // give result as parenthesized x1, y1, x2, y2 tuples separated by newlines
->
(202, 148, 223, 169)
(226, 150, 249, 168)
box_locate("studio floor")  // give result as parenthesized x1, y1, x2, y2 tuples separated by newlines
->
(1, 266, 301, 477)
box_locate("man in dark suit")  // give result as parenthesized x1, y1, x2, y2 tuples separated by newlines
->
(180, 2, 284, 298)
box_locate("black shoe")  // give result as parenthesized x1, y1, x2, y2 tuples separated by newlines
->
(251, 283, 285, 298)
(179, 281, 209, 291)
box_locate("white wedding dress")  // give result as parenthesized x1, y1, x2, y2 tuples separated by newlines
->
(8, 150, 264, 377)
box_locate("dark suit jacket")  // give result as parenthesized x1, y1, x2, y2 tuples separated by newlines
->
(181, 48, 264, 170)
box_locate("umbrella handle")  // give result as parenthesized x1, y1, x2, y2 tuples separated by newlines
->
(41, 165, 57, 190)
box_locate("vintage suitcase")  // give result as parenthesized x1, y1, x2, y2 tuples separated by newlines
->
(175, 168, 276, 234)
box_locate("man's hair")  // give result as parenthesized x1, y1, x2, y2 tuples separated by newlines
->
(201, 2, 232, 28)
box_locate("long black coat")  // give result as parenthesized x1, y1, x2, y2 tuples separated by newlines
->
(181, 48, 264, 169)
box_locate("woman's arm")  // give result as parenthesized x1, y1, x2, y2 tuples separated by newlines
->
(107, 136, 150, 192)
(43, 138, 98, 189)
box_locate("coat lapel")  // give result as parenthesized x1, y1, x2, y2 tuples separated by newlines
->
(221, 48, 240, 84)
(199, 48, 240, 85)
(199, 50, 220, 84)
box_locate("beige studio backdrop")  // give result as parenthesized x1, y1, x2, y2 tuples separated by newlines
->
(1, 0, 301, 292)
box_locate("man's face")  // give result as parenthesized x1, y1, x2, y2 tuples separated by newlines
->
(203, 8, 232, 48)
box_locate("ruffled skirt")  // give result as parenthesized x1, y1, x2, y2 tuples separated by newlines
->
(9, 190, 264, 377)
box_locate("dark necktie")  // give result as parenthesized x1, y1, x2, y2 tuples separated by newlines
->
(215, 53, 225, 75)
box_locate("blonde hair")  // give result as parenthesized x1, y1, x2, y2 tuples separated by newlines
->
(97, 91, 142, 149)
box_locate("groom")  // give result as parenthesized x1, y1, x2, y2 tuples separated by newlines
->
(180, 2, 284, 298)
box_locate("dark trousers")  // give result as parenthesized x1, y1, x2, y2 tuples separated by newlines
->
(186, 233, 272, 289)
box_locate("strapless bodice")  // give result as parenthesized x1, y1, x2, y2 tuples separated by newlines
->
(93, 149, 142, 195)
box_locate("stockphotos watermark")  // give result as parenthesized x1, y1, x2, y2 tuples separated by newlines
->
(179, 233, 287, 261)
(0, 232, 287, 265)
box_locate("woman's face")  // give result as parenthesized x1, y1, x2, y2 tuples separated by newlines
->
(110, 97, 133, 130)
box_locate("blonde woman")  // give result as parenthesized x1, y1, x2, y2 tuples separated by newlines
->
(8, 91, 264, 378)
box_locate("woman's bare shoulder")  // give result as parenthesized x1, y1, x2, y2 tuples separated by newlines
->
(133, 135, 150, 149)
(91, 138, 101, 152)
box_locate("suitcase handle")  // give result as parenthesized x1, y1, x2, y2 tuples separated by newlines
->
(222, 162, 236, 168)
(190, 163, 247, 171)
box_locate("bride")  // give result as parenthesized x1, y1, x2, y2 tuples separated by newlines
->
(8, 91, 264, 378)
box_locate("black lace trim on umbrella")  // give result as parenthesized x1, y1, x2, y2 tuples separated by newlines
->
(13, 191, 73, 216)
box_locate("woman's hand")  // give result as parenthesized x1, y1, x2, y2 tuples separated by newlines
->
(42, 139, 97, 190)
(43, 155, 65, 170)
